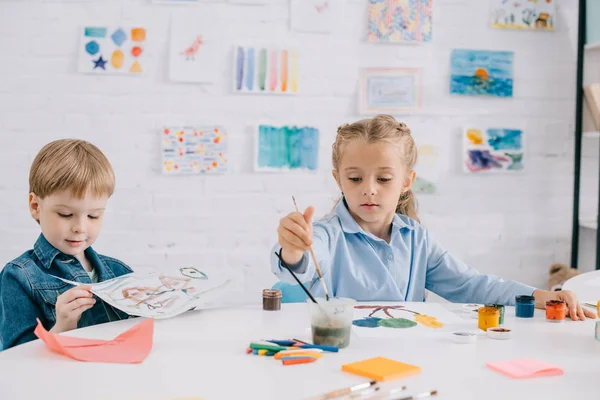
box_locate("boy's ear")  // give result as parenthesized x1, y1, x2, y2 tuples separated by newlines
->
(403, 170, 417, 193)
(332, 169, 342, 191)
(29, 193, 41, 222)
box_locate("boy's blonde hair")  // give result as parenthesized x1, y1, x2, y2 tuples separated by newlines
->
(29, 139, 115, 199)
(332, 114, 419, 222)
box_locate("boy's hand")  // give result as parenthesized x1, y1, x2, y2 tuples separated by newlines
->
(50, 285, 96, 333)
(277, 206, 315, 265)
(532, 289, 596, 321)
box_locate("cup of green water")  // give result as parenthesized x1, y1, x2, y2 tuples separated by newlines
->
(307, 297, 356, 349)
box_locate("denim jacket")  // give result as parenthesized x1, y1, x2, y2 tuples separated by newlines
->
(0, 234, 133, 350)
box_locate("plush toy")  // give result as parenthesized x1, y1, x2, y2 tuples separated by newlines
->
(548, 263, 579, 291)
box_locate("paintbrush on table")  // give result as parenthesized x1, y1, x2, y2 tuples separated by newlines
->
(390, 389, 437, 400)
(292, 196, 330, 301)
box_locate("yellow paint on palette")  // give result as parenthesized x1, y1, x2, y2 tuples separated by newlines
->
(130, 60, 142, 73)
(414, 314, 443, 328)
(111, 50, 124, 69)
(290, 50, 299, 93)
(466, 129, 483, 145)
(131, 27, 146, 42)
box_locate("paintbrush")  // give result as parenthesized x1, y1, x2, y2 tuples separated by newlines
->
(292, 196, 330, 301)
(389, 389, 437, 400)
(274, 251, 318, 304)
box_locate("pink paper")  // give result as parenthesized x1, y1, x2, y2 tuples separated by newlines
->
(34, 318, 154, 364)
(486, 358, 563, 379)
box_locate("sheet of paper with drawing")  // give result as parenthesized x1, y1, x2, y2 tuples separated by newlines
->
(351, 303, 465, 338)
(52, 267, 232, 319)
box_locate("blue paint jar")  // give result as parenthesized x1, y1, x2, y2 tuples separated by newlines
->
(515, 295, 535, 318)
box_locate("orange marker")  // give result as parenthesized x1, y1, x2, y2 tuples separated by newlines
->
(281, 356, 317, 366)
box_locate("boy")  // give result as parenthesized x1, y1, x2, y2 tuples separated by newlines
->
(0, 139, 132, 350)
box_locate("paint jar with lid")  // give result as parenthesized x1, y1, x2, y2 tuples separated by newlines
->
(515, 295, 535, 318)
(545, 300, 567, 322)
(478, 307, 500, 331)
(485, 304, 505, 325)
(262, 289, 282, 311)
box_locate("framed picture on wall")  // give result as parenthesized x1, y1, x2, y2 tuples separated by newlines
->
(359, 68, 422, 115)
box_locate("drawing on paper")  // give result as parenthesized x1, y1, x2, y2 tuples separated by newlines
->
(450, 49, 514, 97)
(360, 68, 421, 114)
(367, 0, 433, 43)
(463, 127, 524, 173)
(52, 268, 232, 319)
(413, 144, 441, 194)
(234, 46, 299, 95)
(78, 26, 146, 75)
(162, 126, 228, 175)
(255, 124, 319, 172)
(491, 0, 555, 30)
(352, 305, 443, 329)
(290, 0, 336, 34)
(169, 15, 219, 83)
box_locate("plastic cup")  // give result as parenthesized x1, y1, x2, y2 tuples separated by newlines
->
(307, 297, 356, 349)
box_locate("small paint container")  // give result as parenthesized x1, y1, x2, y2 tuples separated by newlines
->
(596, 321, 600, 342)
(487, 327, 512, 340)
(545, 300, 567, 322)
(597, 301, 600, 318)
(452, 332, 476, 344)
(485, 304, 505, 325)
(515, 295, 535, 318)
(262, 289, 282, 311)
(478, 307, 500, 331)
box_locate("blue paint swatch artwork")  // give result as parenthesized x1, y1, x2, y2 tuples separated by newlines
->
(450, 49, 514, 97)
(256, 125, 319, 172)
(464, 128, 524, 173)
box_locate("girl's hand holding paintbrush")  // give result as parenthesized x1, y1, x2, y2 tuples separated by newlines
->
(277, 206, 316, 265)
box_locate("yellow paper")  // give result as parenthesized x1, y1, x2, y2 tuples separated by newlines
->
(342, 357, 421, 382)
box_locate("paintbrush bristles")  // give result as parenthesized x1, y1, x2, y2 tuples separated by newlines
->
(292, 196, 330, 301)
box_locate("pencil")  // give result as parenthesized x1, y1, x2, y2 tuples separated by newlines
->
(292, 196, 330, 301)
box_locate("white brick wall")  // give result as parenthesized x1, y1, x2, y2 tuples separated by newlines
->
(0, 0, 581, 297)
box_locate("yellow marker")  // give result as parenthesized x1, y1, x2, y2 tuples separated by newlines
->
(274, 352, 323, 360)
(257, 349, 268, 356)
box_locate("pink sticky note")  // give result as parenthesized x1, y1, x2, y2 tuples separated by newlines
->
(486, 358, 563, 379)
(34, 318, 154, 364)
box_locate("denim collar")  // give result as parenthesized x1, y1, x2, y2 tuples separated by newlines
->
(32, 234, 116, 281)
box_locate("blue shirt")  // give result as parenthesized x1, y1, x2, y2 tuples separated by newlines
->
(0, 234, 133, 350)
(272, 200, 536, 305)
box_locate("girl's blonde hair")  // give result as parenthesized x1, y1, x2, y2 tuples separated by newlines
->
(29, 139, 115, 199)
(332, 114, 419, 222)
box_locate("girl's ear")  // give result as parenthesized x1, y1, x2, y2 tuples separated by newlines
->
(403, 170, 417, 192)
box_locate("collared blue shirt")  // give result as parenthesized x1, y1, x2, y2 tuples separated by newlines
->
(272, 200, 536, 304)
(0, 234, 133, 350)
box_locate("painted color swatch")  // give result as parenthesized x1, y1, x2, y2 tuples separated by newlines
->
(235, 46, 299, 95)
(450, 49, 514, 97)
(255, 124, 318, 172)
(368, 0, 433, 43)
(162, 126, 228, 175)
(78, 26, 146, 75)
(463, 127, 524, 173)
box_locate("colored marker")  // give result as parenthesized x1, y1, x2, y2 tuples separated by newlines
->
(298, 344, 339, 353)
(281, 356, 317, 366)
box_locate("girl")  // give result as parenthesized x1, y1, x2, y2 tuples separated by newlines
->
(271, 115, 594, 320)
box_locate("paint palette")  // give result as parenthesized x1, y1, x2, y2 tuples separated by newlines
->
(234, 46, 299, 95)
(78, 26, 146, 75)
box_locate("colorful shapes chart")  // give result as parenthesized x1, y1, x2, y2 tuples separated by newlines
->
(162, 126, 228, 175)
(234, 46, 299, 95)
(255, 124, 318, 172)
(79, 26, 146, 75)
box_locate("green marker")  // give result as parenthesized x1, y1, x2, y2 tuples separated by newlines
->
(249, 342, 288, 352)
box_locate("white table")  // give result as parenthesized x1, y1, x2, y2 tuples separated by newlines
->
(0, 302, 598, 400)
(562, 269, 600, 304)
